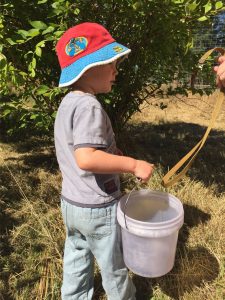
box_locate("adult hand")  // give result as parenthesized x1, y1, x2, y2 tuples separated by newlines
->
(214, 56, 225, 88)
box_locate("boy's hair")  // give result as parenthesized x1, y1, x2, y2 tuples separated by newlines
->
(56, 22, 131, 87)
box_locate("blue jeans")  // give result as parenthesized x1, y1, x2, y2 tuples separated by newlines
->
(60, 198, 136, 300)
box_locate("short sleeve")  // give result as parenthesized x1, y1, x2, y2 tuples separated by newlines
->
(72, 105, 108, 149)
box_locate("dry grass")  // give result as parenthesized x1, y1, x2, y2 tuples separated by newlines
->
(0, 93, 224, 299)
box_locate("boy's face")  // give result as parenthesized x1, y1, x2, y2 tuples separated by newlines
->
(81, 61, 118, 94)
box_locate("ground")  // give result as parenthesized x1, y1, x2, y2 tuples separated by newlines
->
(0, 92, 224, 300)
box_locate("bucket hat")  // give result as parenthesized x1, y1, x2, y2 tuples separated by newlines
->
(56, 22, 131, 87)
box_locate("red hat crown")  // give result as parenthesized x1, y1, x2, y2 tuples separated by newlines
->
(56, 22, 115, 69)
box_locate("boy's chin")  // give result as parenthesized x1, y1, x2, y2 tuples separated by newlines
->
(98, 87, 112, 94)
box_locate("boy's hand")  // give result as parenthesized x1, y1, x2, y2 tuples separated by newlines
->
(214, 56, 225, 88)
(133, 160, 154, 182)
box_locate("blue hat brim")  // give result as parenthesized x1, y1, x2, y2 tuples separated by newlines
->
(58, 41, 131, 87)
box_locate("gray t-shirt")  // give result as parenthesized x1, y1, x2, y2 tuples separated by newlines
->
(54, 92, 121, 207)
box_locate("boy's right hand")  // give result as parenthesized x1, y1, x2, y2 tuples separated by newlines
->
(133, 160, 154, 182)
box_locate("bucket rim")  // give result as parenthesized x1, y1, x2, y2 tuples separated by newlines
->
(117, 189, 184, 228)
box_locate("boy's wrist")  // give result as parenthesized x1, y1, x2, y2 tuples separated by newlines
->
(128, 157, 137, 174)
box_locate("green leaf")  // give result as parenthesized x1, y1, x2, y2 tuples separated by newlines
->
(74, 8, 80, 15)
(51, 111, 57, 118)
(17, 30, 29, 38)
(51, 0, 66, 9)
(215, 1, 223, 9)
(28, 29, 40, 37)
(28, 57, 36, 75)
(24, 51, 33, 58)
(36, 40, 46, 47)
(31, 57, 36, 68)
(36, 85, 49, 95)
(42, 26, 55, 35)
(54, 30, 64, 37)
(29, 21, 47, 30)
(52, 2, 58, 8)
(204, 2, 212, 13)
(38, 0, 48, 3)
(0, 53, 6, 60)
(0, 53, 7, 69)
(6, 38, 17, 45)
(187, 1, 198, 11)
(198, 16, 208, 21)
(2, 3, 13, 7)
(132, 1, 142, 10)
(35, 46, 42, 57)
(16, 39, 25, 44)
(104, 99, 111, 104)
(19, 123, 27, 128)
(30, 69, 36, 77)
(3, 109, 11, 116)
(19, 71, 27, 77)
(172, 0, 185, 3)
(30, 114, 38, 119)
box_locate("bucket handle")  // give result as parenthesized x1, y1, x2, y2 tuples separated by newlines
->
(123, 180, 141, 229)
(123, 188, 134, 230)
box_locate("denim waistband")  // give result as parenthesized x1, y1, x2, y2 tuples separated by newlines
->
(61, 194, 124, 208)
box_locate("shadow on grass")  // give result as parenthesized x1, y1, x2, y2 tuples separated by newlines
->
(132, 245, 219, 300)
(160, 247, 219, 300)
(2, 120, 225, 193)
(16, 152, 58, 173)
(0, 145, 59, 299)
(0, 164, 22, 300)
(121, 121, 225, 195)
(2, 134, 58, 173)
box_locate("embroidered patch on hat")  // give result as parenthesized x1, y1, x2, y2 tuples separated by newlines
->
(113, 46, 124, 53)
(65, 37, 88, 57)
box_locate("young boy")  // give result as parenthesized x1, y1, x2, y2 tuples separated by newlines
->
(54, 22, 154, 300)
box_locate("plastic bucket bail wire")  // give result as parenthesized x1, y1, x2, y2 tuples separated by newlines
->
(123, 178, 142, 230)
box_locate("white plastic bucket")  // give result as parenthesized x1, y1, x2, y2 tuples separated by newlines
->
(117, 189, 184, 278)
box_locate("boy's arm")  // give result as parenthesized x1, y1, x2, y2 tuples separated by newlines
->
(74, 147, 154, 182)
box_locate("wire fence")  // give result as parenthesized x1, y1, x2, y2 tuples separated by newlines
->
(181, 12, 225, 89)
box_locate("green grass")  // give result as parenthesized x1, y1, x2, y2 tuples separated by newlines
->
(0, 98, 224, 299)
